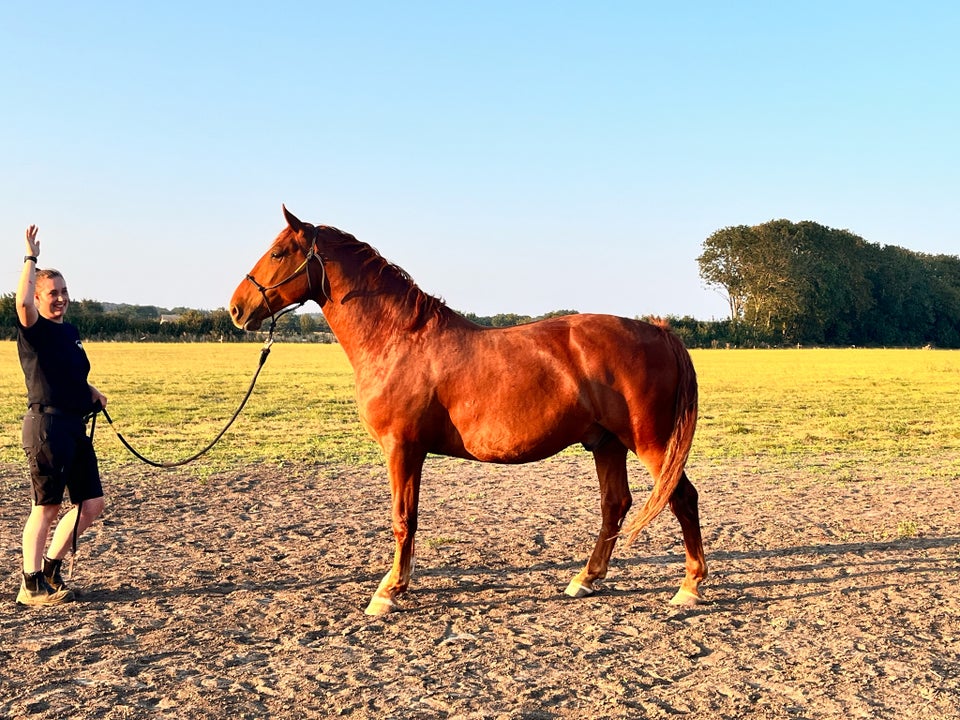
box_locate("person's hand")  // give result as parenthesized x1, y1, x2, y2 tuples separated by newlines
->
(90, 385, 108, 409)
(25, 225, 40, 258)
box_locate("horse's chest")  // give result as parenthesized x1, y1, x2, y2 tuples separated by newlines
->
(354, 376, 431, 431)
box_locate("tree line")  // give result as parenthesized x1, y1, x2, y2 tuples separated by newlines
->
(697, 219, 960, 347)
(3, 219, 957, 348)
(0, 297, 287, 342)
(0, 297, 585, 343)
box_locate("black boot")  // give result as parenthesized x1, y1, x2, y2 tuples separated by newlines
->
(16, 571, 73, 606)
(42, 556, 69, 592)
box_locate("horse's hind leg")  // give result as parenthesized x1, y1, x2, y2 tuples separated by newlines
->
(668, 471, 707, 606)
(565, 438, 632, 598)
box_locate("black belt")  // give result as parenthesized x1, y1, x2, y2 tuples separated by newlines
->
(28, 404, 82, 417)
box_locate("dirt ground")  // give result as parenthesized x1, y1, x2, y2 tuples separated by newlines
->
(1, 453, 958, 719)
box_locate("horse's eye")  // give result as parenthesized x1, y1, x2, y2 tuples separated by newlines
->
(270, 251, 285, 260)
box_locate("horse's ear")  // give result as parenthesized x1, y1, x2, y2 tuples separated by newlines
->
(282, 204, 304, 234)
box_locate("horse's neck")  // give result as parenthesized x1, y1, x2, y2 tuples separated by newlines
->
(314, 237, 463, 365)
(318, 266, 415, 361)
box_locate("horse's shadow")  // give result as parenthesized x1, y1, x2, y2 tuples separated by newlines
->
(400, 534, 960, 611)
(81, 535, 960, 614)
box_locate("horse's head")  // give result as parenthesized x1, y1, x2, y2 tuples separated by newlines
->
(230, 206, 326, 331)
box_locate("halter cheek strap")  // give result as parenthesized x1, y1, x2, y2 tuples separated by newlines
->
(244, 227, 331, 320)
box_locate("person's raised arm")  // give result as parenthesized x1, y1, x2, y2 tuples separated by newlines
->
(17, 225, 40, 328)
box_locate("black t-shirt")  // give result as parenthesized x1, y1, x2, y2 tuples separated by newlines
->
(17, 315, 93, 415)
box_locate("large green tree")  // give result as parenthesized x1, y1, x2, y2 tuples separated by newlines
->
(697, 221, 801, 333)
(698, 219, 959, 346)
(696, 225, 751, 322)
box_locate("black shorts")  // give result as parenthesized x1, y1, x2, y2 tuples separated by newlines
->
(22, 410, 103, 506)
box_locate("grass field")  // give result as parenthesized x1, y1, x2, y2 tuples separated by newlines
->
(1, 342, 958, 482)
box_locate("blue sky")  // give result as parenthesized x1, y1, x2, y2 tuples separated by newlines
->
(2, 2, 957, 320)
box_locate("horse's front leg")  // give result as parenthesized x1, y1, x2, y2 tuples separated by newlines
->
(365, 444, 426, 616)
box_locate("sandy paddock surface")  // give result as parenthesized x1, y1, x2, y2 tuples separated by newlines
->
(1, 454, 958, 719)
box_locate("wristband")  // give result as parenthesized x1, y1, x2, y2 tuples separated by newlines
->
(24, 255, 38, 264)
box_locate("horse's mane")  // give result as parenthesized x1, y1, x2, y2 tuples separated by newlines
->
(323, 226, 452, 331)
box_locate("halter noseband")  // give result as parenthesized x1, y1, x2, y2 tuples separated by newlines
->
(244, 225, 330, 324)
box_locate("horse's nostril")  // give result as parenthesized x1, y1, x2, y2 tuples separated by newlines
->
(230, 304, 241, 318)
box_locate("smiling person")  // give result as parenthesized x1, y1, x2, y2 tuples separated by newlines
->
(15, 224, 108, 606)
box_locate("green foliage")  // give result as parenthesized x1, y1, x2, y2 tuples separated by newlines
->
(696, 225, 753, 320)
(4, 220, 957, 349)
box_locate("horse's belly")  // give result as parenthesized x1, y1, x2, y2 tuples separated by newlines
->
(458, 436, 574, 464)
(448, 403, 588, 463)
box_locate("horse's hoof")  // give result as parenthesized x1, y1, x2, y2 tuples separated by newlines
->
(364, 596, 396, 616)
(564, 579, 595, 598)
(669, 588, 701, 607)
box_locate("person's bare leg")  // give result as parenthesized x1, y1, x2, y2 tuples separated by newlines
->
(22, 502, 60, 572)
(47, 496, 105, 560)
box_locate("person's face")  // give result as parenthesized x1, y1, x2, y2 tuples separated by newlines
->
(35, 277, 69, 322)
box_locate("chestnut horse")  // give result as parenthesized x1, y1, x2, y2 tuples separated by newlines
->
(230, 207, 706, 615)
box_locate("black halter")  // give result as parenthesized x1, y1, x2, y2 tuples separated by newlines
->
(244, 226, 330, 322)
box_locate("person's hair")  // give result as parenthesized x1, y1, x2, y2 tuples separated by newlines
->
(36, 268, 64, 283)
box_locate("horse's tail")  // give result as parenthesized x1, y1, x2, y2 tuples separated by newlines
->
(623, 325, 699, 544)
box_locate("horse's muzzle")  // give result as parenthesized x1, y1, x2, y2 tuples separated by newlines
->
(229, 303, 263, 332)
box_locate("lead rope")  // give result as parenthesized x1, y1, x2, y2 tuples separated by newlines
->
(68, 319, 286, 581)
(70, 238, 323, 580)
(69, 407, 102, 576)
(95, 325, 284, 468)
(67, 499, 82, 580)
(98, 227, 323, 469)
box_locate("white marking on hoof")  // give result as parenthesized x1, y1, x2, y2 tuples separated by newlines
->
(564, 579, 595, 598)
(364, 595, 396, 616)
(669, 588, 701, 607)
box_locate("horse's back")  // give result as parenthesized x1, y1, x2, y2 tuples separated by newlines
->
(496, 313, 683, 383)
